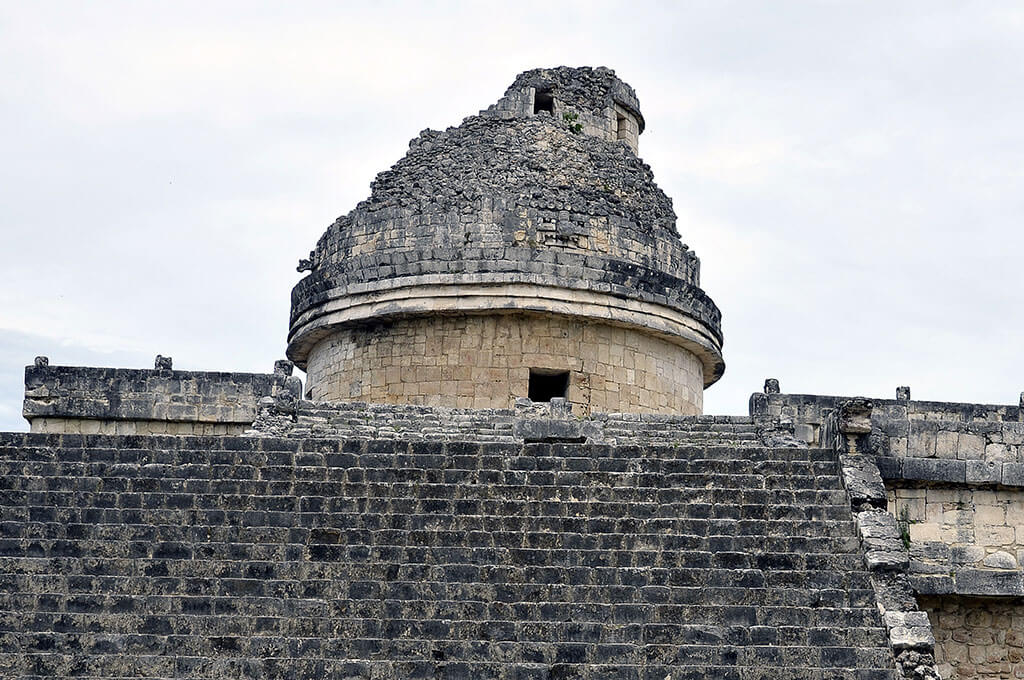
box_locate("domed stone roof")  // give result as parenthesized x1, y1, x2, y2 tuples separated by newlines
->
(289, 66, 724, 405)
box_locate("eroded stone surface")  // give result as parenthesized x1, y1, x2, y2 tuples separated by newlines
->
(0, 431, 901, 678)
(288, 67, 723, 413)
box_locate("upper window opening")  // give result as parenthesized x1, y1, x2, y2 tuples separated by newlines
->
(534, 89, 554, 115)
(616, 112, 629, 140)
(529, 369, 569, 402)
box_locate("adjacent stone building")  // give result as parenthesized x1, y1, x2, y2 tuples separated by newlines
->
(1, 66, 1021, 680)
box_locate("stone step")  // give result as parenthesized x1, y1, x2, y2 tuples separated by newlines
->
(0, 445, 840, 465)
(1, 436, 836, 460)
(0, 654, 902, 680)
(0, 609, 891, 637)
(1, 519, 863, 544)
(0, 565, 886, 598)
(2, 488, 853, 510)
(0, 580, 879, 608)
(0, 454, 839, 473)
(0, 524, 863, 553)
(0, 542, 871, 572)
(0, 567, 874, 597)
(0, 631, 895, 661)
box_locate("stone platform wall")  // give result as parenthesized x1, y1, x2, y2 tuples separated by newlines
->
(918, 596, 1024, 680)
(889, 487, 1024, 572)
(755, 389, 1024, 680)
(22, 360, 301, 435)
(750, 391, 1024, 572)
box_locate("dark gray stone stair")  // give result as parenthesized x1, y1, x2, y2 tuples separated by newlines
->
(0, 431, 899, 679)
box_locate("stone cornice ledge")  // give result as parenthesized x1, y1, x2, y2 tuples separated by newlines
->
(287, 281, 725, 385)
(912, 569, 1024, 597)
(875, 455, 1024, 487)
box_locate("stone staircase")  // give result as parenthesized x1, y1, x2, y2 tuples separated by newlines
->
(0, 431, 899, 679)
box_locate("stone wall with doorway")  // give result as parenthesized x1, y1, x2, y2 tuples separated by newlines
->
(304, 313, 704, 415)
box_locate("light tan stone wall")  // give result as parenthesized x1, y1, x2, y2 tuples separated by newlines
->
(30, 418, 245, 436)
(890, 488, 1024, 569)
(305, 313, 704, 416)
(919, 596, 1024, 679)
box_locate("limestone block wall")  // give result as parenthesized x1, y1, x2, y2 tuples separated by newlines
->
(304, 313, 704, 416)
(27, 418, 243, 436)
(750, 392, 1023, 453)
(918, 596, 1024, 680)
(890, 488, 1024, 570)
(22, 361, 301, 434)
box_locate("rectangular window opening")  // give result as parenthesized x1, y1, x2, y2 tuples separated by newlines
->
(534, 89, 554, 115)
(528, 369, 569, 402)
(616, 112, 629, 140)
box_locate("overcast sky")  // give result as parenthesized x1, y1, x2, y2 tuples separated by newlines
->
(1, 2, 1022, 431)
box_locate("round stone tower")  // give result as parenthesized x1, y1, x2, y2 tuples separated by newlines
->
(287, 66, 723, 415)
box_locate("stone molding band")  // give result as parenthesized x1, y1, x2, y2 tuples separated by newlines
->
(287, 280, 725, 387)
(290, 258, 719, 333)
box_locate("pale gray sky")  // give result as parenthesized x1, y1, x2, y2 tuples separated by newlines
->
(2, 2, 1022, 430)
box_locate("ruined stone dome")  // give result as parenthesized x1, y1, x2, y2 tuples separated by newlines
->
(289, 66, 724, 413)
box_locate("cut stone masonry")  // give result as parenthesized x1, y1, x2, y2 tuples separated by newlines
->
(755, 384, 1024, 679)
(288, 67, 723, 416)
(23, 358, 301, 436)
(3, 64, 1017, 679)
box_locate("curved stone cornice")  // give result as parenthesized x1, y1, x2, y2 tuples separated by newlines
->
(290, 256, 722, 342)
(287, 279, 725, 387)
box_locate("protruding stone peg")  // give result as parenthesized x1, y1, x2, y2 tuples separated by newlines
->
(896, 386, 911, 401)
(297, 250, 315, 273)
(274, 359, 294, 377)
(764, 378, 780, 395)
(34, 356, 49, 367)
(155, 355, 173, 370)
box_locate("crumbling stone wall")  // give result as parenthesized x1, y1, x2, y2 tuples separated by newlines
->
(919, 596, 1024, 679)
(752, 391, 1024, 572)
(750, 392, 1023, 454)
(305, 314, 704, 415)
(288, 67, 724, 413)
(488, 66, 644, 152)
(22, 360, 300, 434)
(757, 390, 1024, 680)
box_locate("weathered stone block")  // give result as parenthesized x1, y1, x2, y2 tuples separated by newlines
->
(966, 459, 1001, 484)
(981, 551, 1017, 569)
(1001, 463, 1024, 486)
(957, 432, 986, 459)
(902, 457, 966, 483)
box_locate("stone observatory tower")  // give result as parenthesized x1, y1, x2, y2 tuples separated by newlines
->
(288, 66, 723, 415)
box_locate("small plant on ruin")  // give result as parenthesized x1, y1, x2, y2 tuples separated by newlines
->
(897, 505, 912, 551)
(562, 112, 583, 134)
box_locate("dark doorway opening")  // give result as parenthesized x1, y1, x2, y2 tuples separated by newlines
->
(529, 369, 569, 402)
(533, 89, 554, 114)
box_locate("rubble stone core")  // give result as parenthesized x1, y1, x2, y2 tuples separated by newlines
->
(288, 66, 724, 414)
